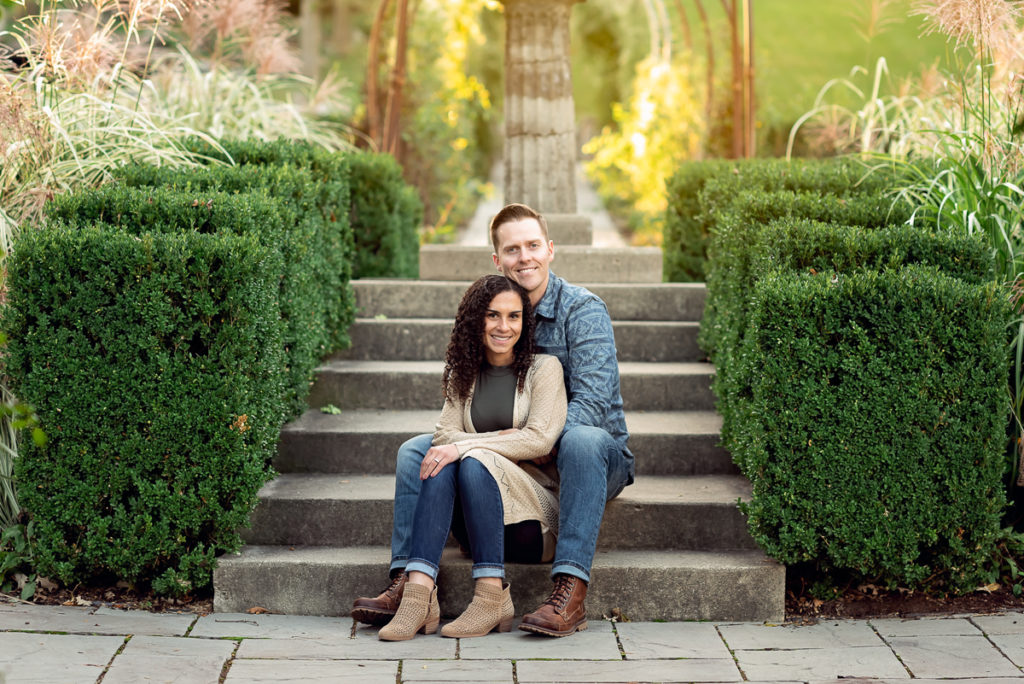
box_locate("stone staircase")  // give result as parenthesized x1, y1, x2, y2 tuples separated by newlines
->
(213, 243, 786, 622)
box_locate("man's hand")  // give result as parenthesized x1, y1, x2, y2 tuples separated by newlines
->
(421, 444, 460, 479)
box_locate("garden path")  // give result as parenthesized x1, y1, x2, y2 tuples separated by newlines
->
(2, 599, 1022, 682)
(458, 161, 627, 247)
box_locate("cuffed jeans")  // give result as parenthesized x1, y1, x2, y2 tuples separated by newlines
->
(404, 457, 506, 581)
(390, 426, 632, 583)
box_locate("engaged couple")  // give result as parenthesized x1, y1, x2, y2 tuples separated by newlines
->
(351, 202, 634, 640)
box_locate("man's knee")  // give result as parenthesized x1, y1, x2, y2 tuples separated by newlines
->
(558, 426, 614, 467)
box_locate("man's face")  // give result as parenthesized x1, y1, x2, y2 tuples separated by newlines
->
(492, 218, 554, 305)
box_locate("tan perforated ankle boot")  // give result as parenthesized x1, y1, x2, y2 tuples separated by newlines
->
(441, 581, 514, 638)
(378, 582, 439, 641)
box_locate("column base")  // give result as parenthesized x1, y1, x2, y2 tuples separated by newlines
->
(543, 214, 593, 245)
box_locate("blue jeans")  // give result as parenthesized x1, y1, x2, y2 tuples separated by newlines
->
(390, 426, 632, 583)
(403, 457, 506, 581)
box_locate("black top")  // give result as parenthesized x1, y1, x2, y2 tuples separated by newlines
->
(470, 363, 517, 433)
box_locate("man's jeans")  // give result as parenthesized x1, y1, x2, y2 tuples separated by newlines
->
(390, 426, 632, 583)
(405, 458, 506, 581)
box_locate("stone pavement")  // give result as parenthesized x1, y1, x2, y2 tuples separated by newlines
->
(1, 601, 1021, 683)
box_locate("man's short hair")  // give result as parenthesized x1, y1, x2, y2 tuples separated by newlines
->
(489, 203, 549, 252)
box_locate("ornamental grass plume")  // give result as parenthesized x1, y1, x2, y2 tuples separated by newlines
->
(913, 0, 1023, 59)
(177, 0, 300, 74)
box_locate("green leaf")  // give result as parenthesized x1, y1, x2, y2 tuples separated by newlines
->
(320, 404, 342, 415)
(20, 577, 36, 601)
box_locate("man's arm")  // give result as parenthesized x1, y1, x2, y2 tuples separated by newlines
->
(562, 297, 619, 434)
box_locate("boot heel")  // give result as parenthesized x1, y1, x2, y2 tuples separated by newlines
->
(496, 616, 516, 633)
(422, 617, 440, 634)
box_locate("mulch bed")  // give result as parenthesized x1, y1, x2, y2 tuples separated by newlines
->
(785, 569, 1024, 624)
(3, 582, 214, 615)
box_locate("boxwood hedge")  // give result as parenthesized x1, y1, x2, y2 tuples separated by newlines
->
(663, 157, 906, 282)
(112, 164, 329, 415)
(716, 219, 992, 452)
(738, 266, 1010, 591)
(3, 224, 283, 595)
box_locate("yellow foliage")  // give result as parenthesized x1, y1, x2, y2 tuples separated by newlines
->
(584, 55, 703, 220)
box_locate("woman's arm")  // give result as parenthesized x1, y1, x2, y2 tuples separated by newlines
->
(432, 394, 503, 446)
(446, 356, 567, 462)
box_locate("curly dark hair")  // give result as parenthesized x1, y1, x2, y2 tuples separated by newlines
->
(442, 275, 536, 403)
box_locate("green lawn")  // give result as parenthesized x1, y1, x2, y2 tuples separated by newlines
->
(571, 0, 952, 151)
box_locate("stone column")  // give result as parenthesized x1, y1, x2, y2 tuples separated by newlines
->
(501, 0, 590, 243)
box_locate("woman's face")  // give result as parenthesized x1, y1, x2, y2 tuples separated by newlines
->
(482, 290, 523, 366)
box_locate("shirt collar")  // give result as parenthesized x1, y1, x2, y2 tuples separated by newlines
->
(534, 272, 562, 320)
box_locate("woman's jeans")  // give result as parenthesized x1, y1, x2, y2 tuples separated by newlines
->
(391, 427, 632, 583)
(404, 457, 506, 581)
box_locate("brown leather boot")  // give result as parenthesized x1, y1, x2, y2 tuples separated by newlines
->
(518, 574, 589, 637)
(351, 573, 406, 626)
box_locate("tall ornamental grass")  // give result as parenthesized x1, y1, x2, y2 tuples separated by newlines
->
(891, 0, 1024, 490)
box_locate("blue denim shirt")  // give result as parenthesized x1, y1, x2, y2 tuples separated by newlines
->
(534, 273, 634, 476)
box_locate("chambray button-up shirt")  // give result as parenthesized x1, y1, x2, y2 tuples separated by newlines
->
(533, 273, 634, 481)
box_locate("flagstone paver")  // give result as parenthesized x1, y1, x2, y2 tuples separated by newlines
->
(0, 631, 124, 684)
(0, 603, 193, 636)
(853, 680, 1024, 684)
(188, 612, 349, 639)
(101, 634, 235, 684)
(401, 660, 515, 682)
(734, 645, 910, 680)
(990, 633, 1024, 669)
(514, 658, 742, 683)
(236, 630, 458, 660)
(887, 634, 1023, 678)
(616, 621, 732, 659)
(223, 658, 397, 682)
(975, 612, 1024, 634)
(455, 621, 620, 660)
(718, 619, 880, 649)
(870, 615, 979, 636)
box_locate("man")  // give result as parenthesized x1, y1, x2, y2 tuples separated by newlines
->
(352, 203, 634, 637)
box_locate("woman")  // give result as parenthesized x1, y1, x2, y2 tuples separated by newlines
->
(379, 275, 567, 641)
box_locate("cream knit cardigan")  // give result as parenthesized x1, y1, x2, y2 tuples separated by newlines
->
(432, 354, 567, 561)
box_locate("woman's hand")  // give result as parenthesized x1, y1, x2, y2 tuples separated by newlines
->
(421, 444, 460, 480)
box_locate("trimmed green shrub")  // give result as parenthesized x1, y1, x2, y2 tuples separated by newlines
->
(700, 189, 913, 360)
(179, 137, 359, 344)
(738, 266, 1011, 592)
(113, 164, 327, 415)
(663, 157, 906, 282)
(184, 139, 424, 281)
(3, 224, 283, 595)
(719, 219, 993, 456)
(54, 181, 318, 416)
(347, 150, 422, 279)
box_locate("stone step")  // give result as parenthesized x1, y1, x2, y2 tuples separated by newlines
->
(307, 361, 716, 412)
(213, 545, 785, 622)
(352, 280, 707, 322)
(277, 410, 734, 477)
(419, 245, 663, 283)
(241, 474, 757, 551)
(335, 318, 702, 363)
